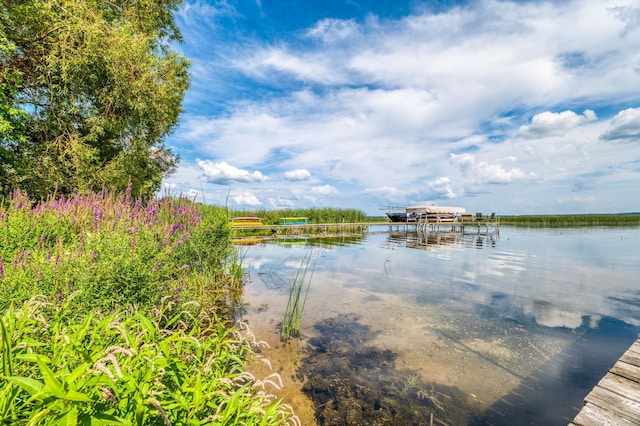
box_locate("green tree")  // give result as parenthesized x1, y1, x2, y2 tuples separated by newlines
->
(0, 0, 189, 198)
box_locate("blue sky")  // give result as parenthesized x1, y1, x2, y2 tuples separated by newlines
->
(162, 0, 640, 215)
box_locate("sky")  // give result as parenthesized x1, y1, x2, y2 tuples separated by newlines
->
(162, 0, 640, 215)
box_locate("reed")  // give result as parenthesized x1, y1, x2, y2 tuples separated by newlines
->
(281, 249, 318, 342)
(499, 214, 640, 227)
(229, 207, 368, 225)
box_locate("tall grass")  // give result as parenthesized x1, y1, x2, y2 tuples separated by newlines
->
(499, 214, 640, 227)
(230, 207, 368, 225)
(0, 187, 298, 424)
(0, 187, 238, 314)
(281, 250, 318, 342)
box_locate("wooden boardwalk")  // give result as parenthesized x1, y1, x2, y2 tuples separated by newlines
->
(570, 337, 640, 426)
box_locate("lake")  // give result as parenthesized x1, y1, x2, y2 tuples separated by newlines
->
(237, 225, 640, 425)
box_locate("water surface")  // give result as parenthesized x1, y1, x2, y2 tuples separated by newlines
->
(239, 225, 640, 425)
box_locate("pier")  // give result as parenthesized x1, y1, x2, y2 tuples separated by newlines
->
(570, 337, 640, 426)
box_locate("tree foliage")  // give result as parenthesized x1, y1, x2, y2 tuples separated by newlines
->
(0, 0, 190, 199)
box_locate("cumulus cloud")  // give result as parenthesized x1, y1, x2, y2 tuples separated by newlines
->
(197, 160, 267, 184)
(600, 108, 640, 141)
(284, 168, 311, 181)
(311, 184, 337, 195)
(429, 177, 458, 198)
(230, 189, 261, 206)
(517, 110, 597, 139)
(450, 153, 536, 184)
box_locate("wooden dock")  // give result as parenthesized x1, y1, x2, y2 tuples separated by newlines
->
(570, 337, 640, 426)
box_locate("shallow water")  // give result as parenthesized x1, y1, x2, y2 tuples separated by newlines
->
(238, 225, 640, 425)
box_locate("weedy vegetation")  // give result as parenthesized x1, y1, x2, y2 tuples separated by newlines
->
(0, 187, 298, 424)
(281, 250, 318, 343)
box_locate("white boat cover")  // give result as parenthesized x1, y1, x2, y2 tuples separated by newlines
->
(405, 205, 467, 214)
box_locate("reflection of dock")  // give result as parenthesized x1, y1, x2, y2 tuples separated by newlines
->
(416, 213, 500, 235)
(388, 229, 497, 250)
(571, 337, 640, 426)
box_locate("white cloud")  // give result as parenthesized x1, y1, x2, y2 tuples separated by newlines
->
(284, 169, 311, 181)
(429, 177, 458, 199)
(517, 110, 597, 139)
(600, 107, 640, 141)
(230, 189, 262, 206)
(311, 185, 337, 195)
(306, 18, 359, 43)
(197, 160, 267, 184)
(450, 153, 536, 184)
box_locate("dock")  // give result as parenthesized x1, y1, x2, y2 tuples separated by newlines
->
(570, 337, 640, 426)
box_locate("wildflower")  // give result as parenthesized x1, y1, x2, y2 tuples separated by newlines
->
(147, 398, 171, 426)
(100, 386, 118, 403)
(0, 258, 3, 278)
(180, 264, 190, 270)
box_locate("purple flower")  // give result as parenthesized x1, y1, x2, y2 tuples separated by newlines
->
(0, 259, 4, 278)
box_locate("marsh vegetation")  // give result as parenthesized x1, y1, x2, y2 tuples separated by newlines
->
(0, 188, 297, 424)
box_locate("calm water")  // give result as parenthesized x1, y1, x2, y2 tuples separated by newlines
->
(238, 225, 640, 425)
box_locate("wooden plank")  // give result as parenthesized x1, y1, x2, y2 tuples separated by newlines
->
(584, 385, 640, 425)
(620, 350, 640, 368)
(597, 373, 640, 404)
(611, 360, 640, 384)
(627, 340, 640, 356)
(571, 402, 640, 426)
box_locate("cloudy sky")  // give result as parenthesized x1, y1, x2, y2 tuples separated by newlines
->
(162, 0, 640, 215)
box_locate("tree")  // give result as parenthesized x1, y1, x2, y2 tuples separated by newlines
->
(0, 0, 189, 199)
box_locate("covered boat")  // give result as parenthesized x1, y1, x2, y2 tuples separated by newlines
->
(386, 205, 467, 222)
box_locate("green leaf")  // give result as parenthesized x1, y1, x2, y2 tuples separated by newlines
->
(65, 363, 89, 388)
(36, 356, 66, 398)
(63, 390, 92, 402)
(55, 406, 78, 426)
(3, 376, 44, 396)
(16, 353, 51, 363)
(82, 413, 132, 425)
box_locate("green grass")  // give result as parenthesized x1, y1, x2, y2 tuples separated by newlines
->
(229, 207, 368, 225)
(499, 213, 640, 227)
(281, 250, 317, 343)
(0, 188, 297, 424)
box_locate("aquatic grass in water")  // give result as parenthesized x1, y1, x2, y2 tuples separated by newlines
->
(281, 249, 318, 342)
(499, 213, 640, 227)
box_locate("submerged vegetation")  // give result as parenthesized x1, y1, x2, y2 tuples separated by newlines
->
(499, 213, 640, 227)
(0, 188, 297, 424)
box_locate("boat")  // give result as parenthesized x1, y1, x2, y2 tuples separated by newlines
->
(230, 216, 263, 227)
(279, 216, 310, 226)
(386, 205, 467, 222)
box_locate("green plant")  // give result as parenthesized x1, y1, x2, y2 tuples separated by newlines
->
(499, 214, 640, 227)
(281, 250, 318, 342)
(0, 294, 296, 425)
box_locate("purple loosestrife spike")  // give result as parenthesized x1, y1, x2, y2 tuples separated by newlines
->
(0, 259, 4, 278)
